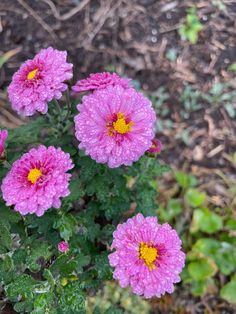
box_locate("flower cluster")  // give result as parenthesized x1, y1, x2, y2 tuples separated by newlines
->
(2, 47, 185, 301)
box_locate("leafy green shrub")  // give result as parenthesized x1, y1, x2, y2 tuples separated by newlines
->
(0, 92, 168, 313)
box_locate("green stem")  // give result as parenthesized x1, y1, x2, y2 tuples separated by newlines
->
(65, 89, 72, 121)
(54, 99, 62, 115)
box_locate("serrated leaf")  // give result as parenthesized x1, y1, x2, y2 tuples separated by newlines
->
(54, 214, 77, 241)
(6, 274, 37, 300)
(26, 241, 51, 272)
(67, 178, 84, 202)
(95, 252, 112, 280)
(59, 281, 85, 313)
(0, 222, 12, 251)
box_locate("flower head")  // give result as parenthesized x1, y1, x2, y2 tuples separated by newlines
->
(74, 85, 156, 168)
(8, 47, 73, 116)
(108, 213, 185, 298)
(72, 72, 131, 93)
(58, 241, 69, 253)
(147, 138, 162, 154)
(0, 130, 8, 158)
(1, 145, 74, 216)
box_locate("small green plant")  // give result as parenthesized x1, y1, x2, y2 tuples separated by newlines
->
(166, 48, 178, 61)
(179, 8, 203, 44)
(202, 82, 236, 117)
(180, 85, 202, 119)
(212, 0, 226, 11)
(158, 170, 236, 302)
(228, 63, 236, 72)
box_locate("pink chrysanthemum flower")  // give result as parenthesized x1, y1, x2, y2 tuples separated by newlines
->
(74, 85, 156, 168)
(108, 213, 185, 299)
(0, 130, 8, 158)
(72, 72, 131, 93)
(58, 241, 69, 253)
(8, 47, 73, 116)
(147, 138, 162, 154)
(1, 145, 74, 216)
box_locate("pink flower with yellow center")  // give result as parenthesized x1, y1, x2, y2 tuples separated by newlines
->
(8, 47, 73, 116)
(1, 145, 74, 216)
(72, 72, 131, 93)
(109, 213, 185, 298)
(74, 85, 156, 168)
(0, 130, 8, 158)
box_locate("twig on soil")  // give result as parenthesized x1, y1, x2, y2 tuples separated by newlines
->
(159, 23, 181, 34)
(79, 0, 123, 48)
(16, 0, 57, 41)
(41, 0, 91, 21)
(207, 144, 224, 158)
(0, 107, 23, 128)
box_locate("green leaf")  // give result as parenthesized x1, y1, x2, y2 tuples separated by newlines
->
(214, 242, 236, 275)
(95, 252, 112, 280)
(188, 258, 217, 280)
(0, 222, 12, 252)
(226, 218, 236, 230)
(43, 269, 55, 288)
(220, 275, 236, 304)
(159, 199, 182, 222)
(6, 274, 37, 301)
(77, 255, 91, 272)
(190, 280, 208, 296)
(192, 238, 220, 256)
(59, 281, 85, 313)
(175, 171, 197, 189)
(33, 292, 54, 312)
(54, 214, 77, 241)
(0, 202, 21, 226)
(166, 48, 177, 61)
(0, 256, 15, 284)
(191, 208, 223, 233)
(50, 255, 77, 277)
(192, 238, 236, 275)
(26, 241, 51, 272)
(228, 62, 236, 72)
(186, 189, 206, 207)
(67, 178, 84, 202)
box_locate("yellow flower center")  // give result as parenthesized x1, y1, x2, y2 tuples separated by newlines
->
(112, 112, 133, 134)
(27, 168, 42, 184)
(139, 242, 158, 270)
(27, 68, 38, 80)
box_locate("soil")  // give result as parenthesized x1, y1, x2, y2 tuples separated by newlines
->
(0, 0, 236, 313)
